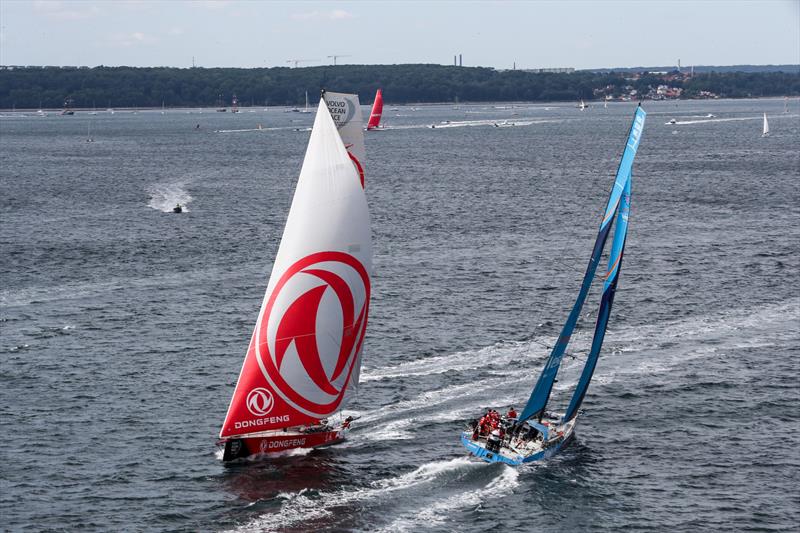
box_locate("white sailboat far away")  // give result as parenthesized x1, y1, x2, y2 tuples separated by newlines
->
(218, 94, 371, 462)
(762, 113, 770, 137)
(460, 106, 647, 466)
(300, 91, 312, 113)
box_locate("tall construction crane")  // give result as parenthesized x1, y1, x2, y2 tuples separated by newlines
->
(327, 54, 351, 66)
(286, 59, 318, 68)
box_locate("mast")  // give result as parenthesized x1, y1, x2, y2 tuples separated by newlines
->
(518, 106, 646, 423)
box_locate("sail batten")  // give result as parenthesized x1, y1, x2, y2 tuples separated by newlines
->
(519, 106, 646, 424)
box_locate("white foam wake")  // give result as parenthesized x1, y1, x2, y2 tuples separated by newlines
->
(147, 180, 193, 212)
(377, 466, 520, 532)
(355, 299, 800, 428)
(361, 340, 542, 382)
(669, 113, 799, 125)
(226, 457, 477, 532)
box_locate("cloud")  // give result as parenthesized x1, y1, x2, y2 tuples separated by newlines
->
(33, 0, 100, 20)
(329, 9, 354, 20)
(107, 31, 158, 47)
(291, 9, 355, 21)
(187, 0, 233, 9)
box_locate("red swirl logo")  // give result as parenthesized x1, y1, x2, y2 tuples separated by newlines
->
(256, 252, 370, 416)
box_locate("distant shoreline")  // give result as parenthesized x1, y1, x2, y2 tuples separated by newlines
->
(2, 64, 798, 109)
(1, 95, 795, 113)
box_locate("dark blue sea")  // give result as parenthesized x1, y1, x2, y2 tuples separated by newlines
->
(1, 99, 798, 532)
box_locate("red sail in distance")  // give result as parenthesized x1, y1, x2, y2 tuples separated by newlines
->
(367, 89, 383, 130)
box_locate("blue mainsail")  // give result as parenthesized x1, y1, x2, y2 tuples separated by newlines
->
(519, 106, 646, 423)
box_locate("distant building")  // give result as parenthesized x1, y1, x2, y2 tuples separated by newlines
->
(522, 67, 575, 74)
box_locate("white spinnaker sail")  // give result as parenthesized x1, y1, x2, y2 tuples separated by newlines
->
(220, 98, 372, 438)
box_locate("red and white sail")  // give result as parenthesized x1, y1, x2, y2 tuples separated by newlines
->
(220, 98, 372, 439)
(367, 89, 383, 130)
(323, 91, 366, 186)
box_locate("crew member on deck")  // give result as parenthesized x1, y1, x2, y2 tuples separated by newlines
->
(507, 406, 517, 419)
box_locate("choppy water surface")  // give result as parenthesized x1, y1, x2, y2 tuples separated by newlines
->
(1, 99, 799, 532)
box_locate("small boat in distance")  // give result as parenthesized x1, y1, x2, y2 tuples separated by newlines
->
(667, 118, 677, 125)
(762, 113, 770, 137)
(231, 94, 239, 113)
(366, 89, 384, 130)
(61, 97, 74, 116)
(461, 106, 647, 466)
(173, 204, 183, 213)
(216, 94, 227, 112)
(218, 93, 370, 462)
(579, 99, 589, 110)
(300, 91, 312, 114)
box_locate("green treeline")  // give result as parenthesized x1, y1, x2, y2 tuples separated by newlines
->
(1, 64, 798, 109)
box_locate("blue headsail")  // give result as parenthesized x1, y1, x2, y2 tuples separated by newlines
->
(518, 106, 646, 424)
(562, 175, 631, 422)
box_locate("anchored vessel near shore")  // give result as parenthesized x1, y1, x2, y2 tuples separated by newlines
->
(218, 92, 370, 462)
(461, 106, 647, 465)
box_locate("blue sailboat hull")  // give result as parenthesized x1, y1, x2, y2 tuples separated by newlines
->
(460, 429, 575, 466)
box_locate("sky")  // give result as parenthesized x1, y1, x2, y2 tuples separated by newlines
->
(0, 0, 798, 70)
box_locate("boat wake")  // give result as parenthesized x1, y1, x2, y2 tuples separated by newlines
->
(355, 298, 799, 429)
(147, 181, 192, 212)
(361, 340, 538, 382)
(378, 118, 563, 131)
(668, 113, 799, 125)
(213, 126, 276, 133)
(226, 457, 517, 532)
(377, 465, 519, 532)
